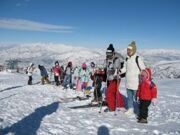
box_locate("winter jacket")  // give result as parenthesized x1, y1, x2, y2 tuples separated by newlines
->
(53, 65, 61, 76)
(27, 66, 34, 76)
(65, 66, 72, 75)
(39, 65, 48, 77)
(72, 67, 79, 78)
(136, 68, 157, 100)
(106, 52, 124, 81)
(121, 53, 145, 90)
(79, 68, 90, 83)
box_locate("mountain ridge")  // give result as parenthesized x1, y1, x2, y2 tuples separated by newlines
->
(0, 43, 180, 79)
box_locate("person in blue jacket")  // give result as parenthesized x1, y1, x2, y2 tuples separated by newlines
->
(38, 65, 51, 85)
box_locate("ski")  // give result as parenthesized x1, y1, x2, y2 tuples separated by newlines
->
(59, 96, 89, 103)
(69, 101, 106, 109)
(69, 103, 100, 109)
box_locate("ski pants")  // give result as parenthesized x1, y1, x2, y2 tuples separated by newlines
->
(54, 76, 60, 86)
(63, 74, 71, 87)
(41, 76, 50, 85)
(94, 81, 102, 100)
(28, 76, 32, 85)
(139, 100, 151, 119)
(106, 80, 124, 111)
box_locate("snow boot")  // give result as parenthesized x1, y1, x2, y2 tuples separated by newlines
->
(138, 118, 148, 123)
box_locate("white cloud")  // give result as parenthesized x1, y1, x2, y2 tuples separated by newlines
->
(0, 18, 74, 33)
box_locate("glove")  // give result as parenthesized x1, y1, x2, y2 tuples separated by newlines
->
(135, 96, 140, 104)
(152, 98, 158, 106)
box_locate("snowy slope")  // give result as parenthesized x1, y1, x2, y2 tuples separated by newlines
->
(0, 72, 180, 135)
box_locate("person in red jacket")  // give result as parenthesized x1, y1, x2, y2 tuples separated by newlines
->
(136, 68, 157, 123)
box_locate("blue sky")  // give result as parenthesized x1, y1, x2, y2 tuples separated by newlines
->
(0, 0, 180, 49)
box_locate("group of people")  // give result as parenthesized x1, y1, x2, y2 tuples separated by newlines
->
(26, 41, 158, 124)
(104, 41, 157, 123)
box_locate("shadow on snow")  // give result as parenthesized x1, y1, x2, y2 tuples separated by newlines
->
(97, 125, 110, 135)
(0, 101, 59, 135)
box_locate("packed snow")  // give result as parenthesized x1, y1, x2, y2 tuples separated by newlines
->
(0, 71, 180, 135)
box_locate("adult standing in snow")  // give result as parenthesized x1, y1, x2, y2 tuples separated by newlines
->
(120, 41, 145, 115)
(38, 65, 50, 85)
(104, 44, 125, 112)
(27, 63, 35, 85)
(53, 61, 61, 86)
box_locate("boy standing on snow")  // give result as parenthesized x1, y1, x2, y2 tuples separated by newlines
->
(136, 68, 157, 123)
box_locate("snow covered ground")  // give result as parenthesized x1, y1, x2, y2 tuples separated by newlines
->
(0, 72, 180, 135)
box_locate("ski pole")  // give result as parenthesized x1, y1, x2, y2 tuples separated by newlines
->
(114, 79, 120, 116)
(99, 70, 108, 113)
(95, 76, 99, 102)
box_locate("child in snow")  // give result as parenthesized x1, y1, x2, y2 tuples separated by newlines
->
(79, 63, 90, 91)
(136, 68, 157, 123)
(53, 61, 61, 86)
(63, 61, 73, 88)
(60, 65, 65, 84)
(71, 66, 79, 89)
(91, 67, 105, 103)
(27, 63, 35, 85)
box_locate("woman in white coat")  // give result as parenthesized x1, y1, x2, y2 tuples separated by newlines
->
(120, 41, 145, 115)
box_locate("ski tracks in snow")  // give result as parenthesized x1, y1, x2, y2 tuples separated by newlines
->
(1, 72, 180, 135)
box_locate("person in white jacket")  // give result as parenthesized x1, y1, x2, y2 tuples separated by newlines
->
(120, 41, 145, 115)
(27, 63, 35, 85)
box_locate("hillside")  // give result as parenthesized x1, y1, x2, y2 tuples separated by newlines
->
(0, 43, 180, 79)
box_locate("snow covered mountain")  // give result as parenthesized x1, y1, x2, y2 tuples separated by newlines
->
(0, 43, 104, 67)
(0, 43, 180, 79)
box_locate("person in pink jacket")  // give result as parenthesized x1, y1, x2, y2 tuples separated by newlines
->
(53, 61, 61, 86)
(136, 68, 157, 123)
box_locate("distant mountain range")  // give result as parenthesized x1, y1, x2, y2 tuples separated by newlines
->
(0, 43, 180, 79)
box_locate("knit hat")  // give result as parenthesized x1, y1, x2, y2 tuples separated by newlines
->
(127, 41, 136, 56)
(106, 44, 115, 58)
(55, 61, 59, 65)
(106, 43, 115, 53)
(29, 63, 34, 67)
(82, 63, 87, 68)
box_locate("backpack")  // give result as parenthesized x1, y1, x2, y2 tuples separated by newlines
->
(120, 56, 141, 78)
